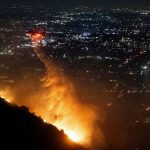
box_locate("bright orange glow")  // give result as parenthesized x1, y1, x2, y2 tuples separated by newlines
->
(43, 119, 47, 123)
(0, 90, 13, 103)
(32, 33, 43, 41)
(26, 32, 44, 47)
(65, 130, 81, 142)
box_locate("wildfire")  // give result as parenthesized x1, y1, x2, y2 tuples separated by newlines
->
(66, 130, 80, 142)
(0, 31, 103, 147)
(31, 33, 44, 41)
(26, 31, 44, 47)
(0, 90, 13, 103)
(29, 34, 96, 145)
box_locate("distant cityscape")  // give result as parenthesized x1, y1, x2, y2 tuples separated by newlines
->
(0, 4, 150, 129)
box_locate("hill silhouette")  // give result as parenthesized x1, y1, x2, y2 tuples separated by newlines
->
(0, 98, 87, 150)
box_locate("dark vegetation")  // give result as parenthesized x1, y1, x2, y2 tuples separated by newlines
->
(0, 98, 87, 150)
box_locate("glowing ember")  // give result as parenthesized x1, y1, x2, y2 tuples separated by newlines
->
(0, 90, 13, 103)
(43, 119, 47, 123)
(1, 96, 11, 103)
(32, 33, 43, 41)
(66, 130, 81, 142)
(26, 32, 44, 47)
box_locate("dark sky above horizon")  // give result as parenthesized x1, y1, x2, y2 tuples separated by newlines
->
(0, 0, 150, 8)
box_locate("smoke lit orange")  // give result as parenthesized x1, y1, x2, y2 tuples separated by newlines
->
(0, 32, 103, 147)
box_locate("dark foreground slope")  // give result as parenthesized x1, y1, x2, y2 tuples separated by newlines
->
(0, 98, 87, 150)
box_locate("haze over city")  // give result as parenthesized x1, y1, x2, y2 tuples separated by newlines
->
(0, 0, 150, 150)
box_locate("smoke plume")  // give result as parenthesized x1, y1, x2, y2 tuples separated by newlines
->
(0, 34, 104, 148)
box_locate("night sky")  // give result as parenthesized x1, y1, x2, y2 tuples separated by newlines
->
(0, 0, 150, 8)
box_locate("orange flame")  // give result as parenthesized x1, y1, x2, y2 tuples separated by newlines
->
(31, 45, 97, 145)
(32, 33, 43, 41)
(0, 89, 13, 103)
